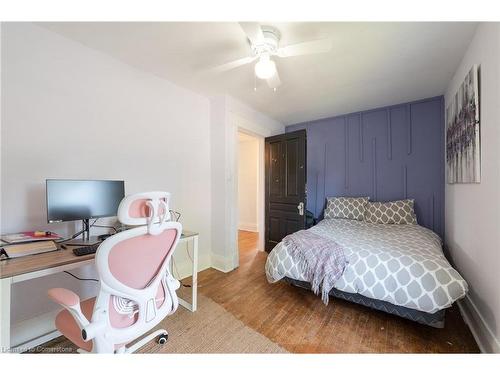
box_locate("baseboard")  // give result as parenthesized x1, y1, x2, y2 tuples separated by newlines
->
(210, 253, 235, 273)
(11, 310, 60, 350)
(457, 295, 500, 353)
(172, 255, 211, 280)
(238, 223, 258, 232)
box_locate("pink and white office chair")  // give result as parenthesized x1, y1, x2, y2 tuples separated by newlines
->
(48, 192, 182, 353)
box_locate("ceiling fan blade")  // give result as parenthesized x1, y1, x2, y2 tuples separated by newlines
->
(208, 55, 257, 74)
(239, 22, 265, 45)
(277, 38, 332, 58)
(267, 70, 281, 89)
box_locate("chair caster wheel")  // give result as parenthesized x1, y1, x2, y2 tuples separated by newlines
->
(157, 333, 168, 345)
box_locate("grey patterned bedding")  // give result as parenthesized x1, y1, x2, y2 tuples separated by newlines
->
(265, 219, 468, 314)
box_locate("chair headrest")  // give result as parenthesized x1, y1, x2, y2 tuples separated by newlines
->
(117, 192, 171, 232)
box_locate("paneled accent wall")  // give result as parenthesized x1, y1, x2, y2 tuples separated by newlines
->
(286, 96, 445, 238)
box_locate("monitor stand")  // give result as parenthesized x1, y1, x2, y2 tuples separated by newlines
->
(67, 219, 100, 246)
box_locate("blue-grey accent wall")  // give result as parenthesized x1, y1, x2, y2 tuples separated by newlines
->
(286, 96, 445, 238)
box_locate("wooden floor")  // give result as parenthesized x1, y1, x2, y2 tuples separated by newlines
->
(196, 230, 480, 353)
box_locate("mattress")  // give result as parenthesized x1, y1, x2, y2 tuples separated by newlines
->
(265, 218, 468, 314)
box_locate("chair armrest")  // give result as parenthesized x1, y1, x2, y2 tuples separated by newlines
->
(48, 288, 90, 329)
(48, 288, 80, 307)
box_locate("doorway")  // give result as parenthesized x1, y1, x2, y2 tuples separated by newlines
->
(237, 131, 261, 260)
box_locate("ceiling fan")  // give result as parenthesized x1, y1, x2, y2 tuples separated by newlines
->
(209, 22, 332, 90)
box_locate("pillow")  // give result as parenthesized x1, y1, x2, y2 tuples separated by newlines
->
(324, 196, 369, 220)
(364, 199, 417, 225)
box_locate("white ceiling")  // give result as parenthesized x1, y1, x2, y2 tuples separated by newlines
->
(39, 22, 477, 125)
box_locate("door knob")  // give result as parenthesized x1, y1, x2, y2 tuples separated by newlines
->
(297, 202, 304, 216)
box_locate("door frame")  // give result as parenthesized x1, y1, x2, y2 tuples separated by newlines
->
(236, 129, 265, 253)
(229, 113, 269, 269)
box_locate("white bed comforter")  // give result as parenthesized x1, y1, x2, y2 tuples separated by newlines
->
(265, 219, 468, 313)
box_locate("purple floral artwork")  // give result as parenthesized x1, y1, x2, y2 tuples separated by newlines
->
(446, 65, 480, 183)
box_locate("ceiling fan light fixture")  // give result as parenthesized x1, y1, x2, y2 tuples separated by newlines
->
(254, 55, 276, 80)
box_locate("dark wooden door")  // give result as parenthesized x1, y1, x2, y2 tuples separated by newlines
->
(265, 130, 307, 252)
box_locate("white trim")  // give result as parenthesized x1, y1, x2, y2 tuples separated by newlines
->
(209, 95, 283, 274)
(232, 121, 271, 263)
(257, 136, 265, 252)
(10, 310, 59, 350)
(12, 331, 61, 353)
(234, 126, 261, 260)
(457, 295, 500, 353)
(238, 223, 258, 232)
(210, 253, 234, 273)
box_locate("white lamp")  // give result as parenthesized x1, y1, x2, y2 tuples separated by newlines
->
(254, 54, 276, 80)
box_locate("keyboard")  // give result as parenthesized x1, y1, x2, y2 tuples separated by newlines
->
(72, 243, 100, 256)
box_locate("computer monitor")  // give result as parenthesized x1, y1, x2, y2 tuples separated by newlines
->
(46, 179, 125, 245)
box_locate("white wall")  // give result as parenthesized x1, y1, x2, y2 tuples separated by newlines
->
(445, 23, 500, 353)
(1, 23, 212, 345)
(210, 95, 284, 271)
(238, 135, 259, 232)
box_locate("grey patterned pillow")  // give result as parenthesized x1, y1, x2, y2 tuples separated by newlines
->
(324, 197, 369, 220)
(364, 199, 417, 224)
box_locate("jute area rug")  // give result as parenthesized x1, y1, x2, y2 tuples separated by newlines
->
(33, 295, 288, 354)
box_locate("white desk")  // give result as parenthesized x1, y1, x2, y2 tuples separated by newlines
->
(0, 231, 198, 352)
(174, 231, 199, 313)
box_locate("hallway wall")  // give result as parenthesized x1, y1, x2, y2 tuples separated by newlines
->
(238, 133, 259, 232)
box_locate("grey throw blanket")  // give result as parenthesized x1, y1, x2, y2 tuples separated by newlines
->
(283, 230, 347, 304)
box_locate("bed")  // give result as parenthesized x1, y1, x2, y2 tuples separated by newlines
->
(265, 218, 468, 327)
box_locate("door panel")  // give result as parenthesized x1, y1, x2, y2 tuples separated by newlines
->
(265, 130, 307, 252)
(269, 141, 283, 198)
(284, 216, 300, 236)
(268, 216, 282, 243)
(285, 138, 299, 197)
